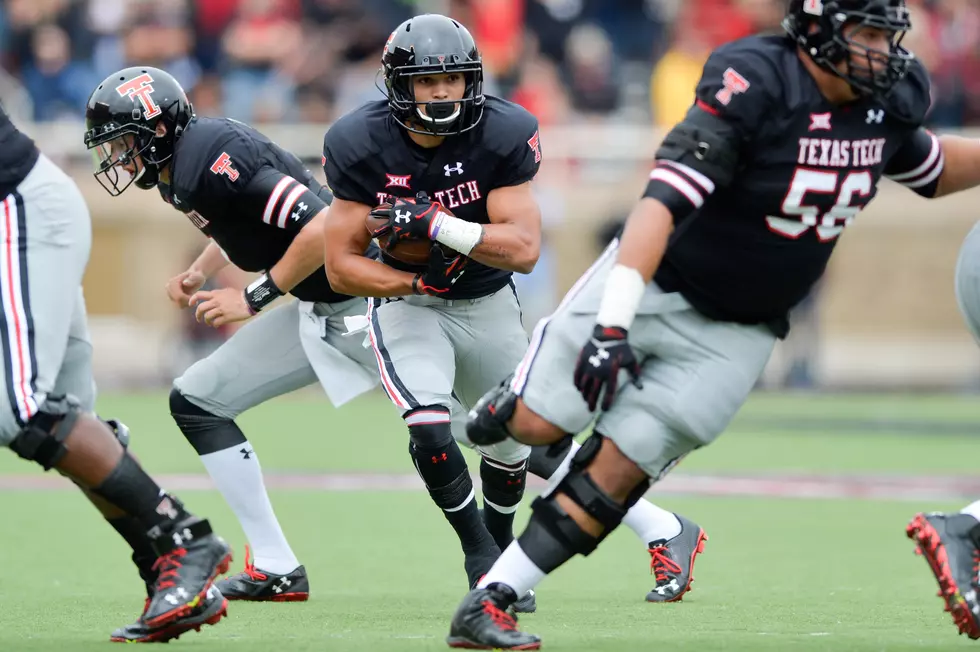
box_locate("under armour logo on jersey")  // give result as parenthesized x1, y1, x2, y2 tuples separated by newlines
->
(809, 112, 832, 131)
(291, 202, 308, 221)
(866, 109, 884, 124)
(273, 577, 292, 593)
(394, 209, 412, 224)
(241, 447, 253, 460)
(210, 152, 240, 181)
(715, 68, 750, 106)
(444, 162, 464, 176)
(588, 348, 610, 368)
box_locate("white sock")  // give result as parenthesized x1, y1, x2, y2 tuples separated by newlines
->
(477, 541, 546, 597)
(200, 444, 300, 575)
(961, 500, 980, 524)
(622, 499, 682, 543)
(550, 440, 681, 544)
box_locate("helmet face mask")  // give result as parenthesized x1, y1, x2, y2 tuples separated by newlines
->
(783, 0, 913, 98)
(83, 67, 193, 195)
(381, 15, 486, 136)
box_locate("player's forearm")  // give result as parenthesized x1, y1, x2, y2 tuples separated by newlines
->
(189, 242, 231, 278)
(935, 135, 980, 198)
(325, 254, 416, 297)
(595, 198, 673, 329)
(268, 213, 326, 293)
(465, 223, 539, 273)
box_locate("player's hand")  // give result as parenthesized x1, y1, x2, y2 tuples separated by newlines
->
(189, 287, 253, 327)
(165, 270, 206, 308)
(573, 325, 643, 412)
(374, 193, 443, 246)
(413, 246, 468, 296)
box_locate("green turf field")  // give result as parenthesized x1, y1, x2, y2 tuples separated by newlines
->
(0, 389, 977, 650)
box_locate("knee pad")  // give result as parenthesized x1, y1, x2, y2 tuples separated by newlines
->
(550, 433, 635, 532)
(528, 436, 574, 480)
(465, 375, 519, 447)
(406, 406, 454, 449)
(169, 387, 246, 455)
(9, 394, 81, 471)
(481, 456, 527, 510)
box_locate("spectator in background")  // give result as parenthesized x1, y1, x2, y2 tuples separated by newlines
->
(123, 0, 200, 94)
(221, 0, 303, 122)
(21, 23, 97, 120)
(649, 6, 709, 131)
(563, 22, 621, 117)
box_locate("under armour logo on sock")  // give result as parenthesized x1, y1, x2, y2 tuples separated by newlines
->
(241, 447, 254, 460)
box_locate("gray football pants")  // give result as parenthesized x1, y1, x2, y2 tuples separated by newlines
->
(513, 240, 777, 479)
(0, 155, 96, 446)
(955, 221, 980, 345)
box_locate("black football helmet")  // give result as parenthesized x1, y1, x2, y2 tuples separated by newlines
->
(381, 14, 485, 136)
(783, 0, 913, 97)
(83, 66, 193, 196)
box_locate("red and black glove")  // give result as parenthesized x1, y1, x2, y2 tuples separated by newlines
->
(413, 246, 469, 296)
(370, 192, 443, 246)
(573, 325, 643, 411)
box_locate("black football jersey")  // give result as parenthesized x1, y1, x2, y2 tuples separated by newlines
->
(161, 117, 358, 304)
(0, 104, 40, 200)
(322, 96, 542, 300)
(645, 36, 939, 337)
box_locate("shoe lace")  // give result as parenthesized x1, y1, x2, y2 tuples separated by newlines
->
(141, 597, 151, 617)
(151, 548, 188, 590)
(648, 545, 682, 583)
(242, 544, 267, 581)
(481, 600, 518, 631)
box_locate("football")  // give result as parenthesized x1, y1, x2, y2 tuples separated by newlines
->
(365, 204, 433, 266)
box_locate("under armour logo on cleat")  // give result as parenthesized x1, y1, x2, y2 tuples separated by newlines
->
(241, 447, 253, 460)
(654, 579, 680, 595)
(273, 577, 292, 593)
(172, 527, 194, 546)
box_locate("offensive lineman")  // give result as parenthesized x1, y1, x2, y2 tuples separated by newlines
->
(0, 104, 232, 642)
(447, 0, 980, 648)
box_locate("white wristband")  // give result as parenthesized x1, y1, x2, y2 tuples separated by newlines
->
(429, 210, 484, 255)
(596, 264, 646, 330)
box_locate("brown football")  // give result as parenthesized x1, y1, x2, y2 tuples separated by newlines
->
(365, 211, 434, 266)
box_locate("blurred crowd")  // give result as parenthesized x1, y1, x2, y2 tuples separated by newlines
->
(2, 0, 979, 129)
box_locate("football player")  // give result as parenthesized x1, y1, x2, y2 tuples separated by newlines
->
(0, 104, 231, 642)
(322, 14, 706, 608)
(906, 220, 980, 641)
(449, 0, 980, 647)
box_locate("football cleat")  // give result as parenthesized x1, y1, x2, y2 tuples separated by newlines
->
(511, 589, 537, 614)
(907, 512, 980, 640)
(143, 516, 232, 628)
(110, 585, 227, 643)
(646, 514, 708, 603)
(216, 545, 310, 602)
(447, 583, 541, 650)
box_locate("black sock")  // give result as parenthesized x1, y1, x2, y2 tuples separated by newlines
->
(107, 515, 159, 592)
(409, 438, 493, 552)
(480, 457, 527, 550)
(93, 453, 190, 532)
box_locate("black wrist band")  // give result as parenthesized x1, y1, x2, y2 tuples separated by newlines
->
(244, 273, 282, 314)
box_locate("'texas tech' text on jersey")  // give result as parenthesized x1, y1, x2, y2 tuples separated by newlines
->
(645, 35, 940, 337)
(322, 96, 541, 300)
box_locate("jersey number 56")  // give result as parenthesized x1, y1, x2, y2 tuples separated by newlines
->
(767, 168, 873, 242)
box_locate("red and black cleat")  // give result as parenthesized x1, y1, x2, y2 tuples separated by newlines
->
(447, 583, 541, 650)
(907, 512, 980, 640)
(110, 585, 228, 643)
(143, 516, 233, 629)
(216, 545, 310, 602)
(646, 514, 708, 603)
